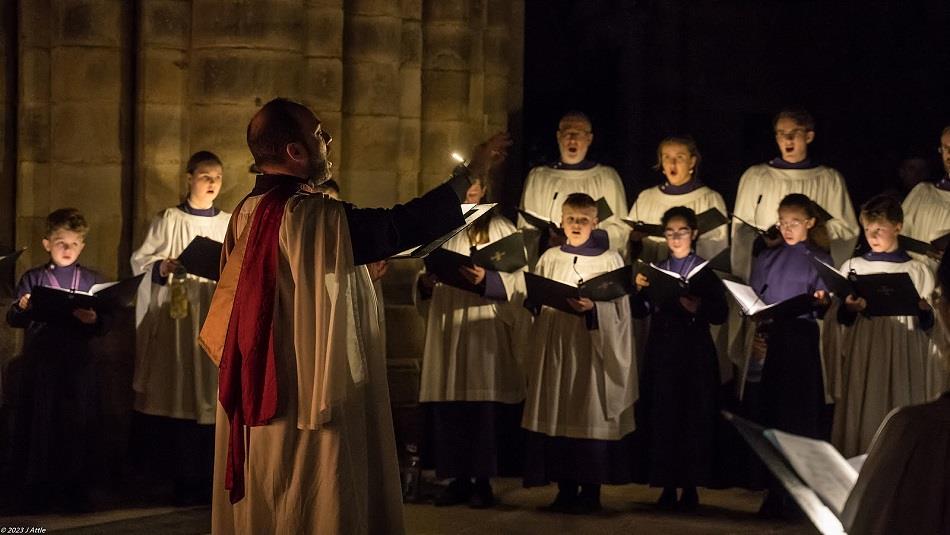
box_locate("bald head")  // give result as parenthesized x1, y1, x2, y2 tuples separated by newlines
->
(247, 98, 315, 167)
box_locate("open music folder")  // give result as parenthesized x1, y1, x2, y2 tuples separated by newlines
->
(524, 265, 634, 316)
(391, 203, 497, 259)
(28, 273, 146, 324)
(810, 257, 922, 316)
(720, 278, 816, 322)
(724, 411, 871, 535)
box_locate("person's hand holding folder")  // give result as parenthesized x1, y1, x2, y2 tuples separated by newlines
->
(458, 265, 486, 285)
(566, 296, 594, 313)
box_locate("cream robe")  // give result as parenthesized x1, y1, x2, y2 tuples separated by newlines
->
(419, 216, 528, 404)
(824, 256, 936, 457)
(518, 164, 629, 257)
(730, 164, 859, 282)
(521, 247, 637, 440)
(627, 184, 728, 264)
(901, 182, 950, 272)
(130, 207, 230, 424)
(206, 193, 403, 535)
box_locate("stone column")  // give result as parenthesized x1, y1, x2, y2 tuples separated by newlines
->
(340, 0, 402, 208)
(189, 0, 305, 211)
(304, 0, 344, 182)
(18, 0, 130, 278)
(420, 0, 473, 190)
(135, 0, 190, 244)
(397, 0, 422, 200)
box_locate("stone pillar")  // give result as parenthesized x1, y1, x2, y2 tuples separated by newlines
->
(340, 0, 402, 208)
(135, 0, 190, 244)
(18, 0, 130, 278)
(420, 0, 473, 190)
(189, 0, 305, 211)
(397, 0, 422, 200)
(304, 0, 344, 184)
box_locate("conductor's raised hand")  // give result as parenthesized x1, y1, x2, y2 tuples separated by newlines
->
(468, 132, 513, 178)
(459, 265, 486, 285)
(566, 296, 594, 313)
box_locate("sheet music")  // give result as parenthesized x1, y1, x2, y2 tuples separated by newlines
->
(649, 259, 711, 281)
(765, 429, 858, 516)
(721, 279, 766, 315)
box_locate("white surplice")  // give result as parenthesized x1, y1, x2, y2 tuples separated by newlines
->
(130, 206, 230, 424)
(731, 163, 859, 282)
(203, 192, 404, 535)
(518, 164, 629, 256)
(521, 247, 637, 440)
(901, 182, 950, 271)
(627, 184, 728, 264)
(419, 216, 529, 404)
(824, 256, 936, 457)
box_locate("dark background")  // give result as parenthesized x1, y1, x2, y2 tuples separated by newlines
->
(520, 0, 950, 210)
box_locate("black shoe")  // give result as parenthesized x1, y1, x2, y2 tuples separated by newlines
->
(569, 484, 601, 515)
(677, 487, 698, 511)
(469, 480, 495, 509)
(656, 487, 677, 510)
(539, 486, 577, 513)
(434, 478, 473, 506)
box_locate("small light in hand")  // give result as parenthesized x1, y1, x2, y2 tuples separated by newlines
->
(451, 152, 466, 163)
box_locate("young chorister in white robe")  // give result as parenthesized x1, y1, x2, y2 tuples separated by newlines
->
(731, 109, 858, 282)
(901, 173, 950, 273)
(521, 193, 637, 515)
(627, 137, 728, 264)
(518, 112, 628, 260)
(632, 206, 728, 511)
(417, 178, 528, 509)
(129, 151, 230, 503)
(824, 195, 936, 457)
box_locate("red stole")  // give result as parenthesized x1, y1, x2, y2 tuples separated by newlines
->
(218, 175, 306, 504)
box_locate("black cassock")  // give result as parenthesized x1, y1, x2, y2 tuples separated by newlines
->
(633, 255, 728, 488)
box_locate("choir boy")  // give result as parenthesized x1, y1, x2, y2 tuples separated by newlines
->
(826, 194, 936, 457)
(6, 208, 110, 512)
(521, 193, 637, 514)
(901, 125, 950, 271)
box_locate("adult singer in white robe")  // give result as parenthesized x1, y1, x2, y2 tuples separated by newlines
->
(518, 112, 628, 260)
(900, 126, 950, 272)
(731, 109, 858, 282)
(417, 177, 528, 508)
(198, 98, 508, 535)
(522, 193, 636, 515)
(824, 195, 936, 457)
(130, 151, 230, 503)
(627, 136, 728, 264)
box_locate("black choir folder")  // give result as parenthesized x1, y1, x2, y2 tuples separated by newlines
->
(423, 233, 528, 294)
(518, 197, 614, 230)
(623, 208, 729, 237)
(899, 232, 950, 256)
(391, 203, 497, 259)
(810, 257, 922, 317)
(29, 273, 146, 324)
(637, 258, 722, 305)
(524, 265, 634, 315)
(724, 411, 867, 535)
(178, 236, 224, 281)
(720, 279, 816, 322)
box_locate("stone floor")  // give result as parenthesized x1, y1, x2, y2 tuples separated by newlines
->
(0, 479, 816, 534)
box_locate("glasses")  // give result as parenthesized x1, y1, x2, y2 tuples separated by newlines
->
(317, 129, 332, 145)
(776, 220, 805, 230)
(663, 229, 692, 240)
